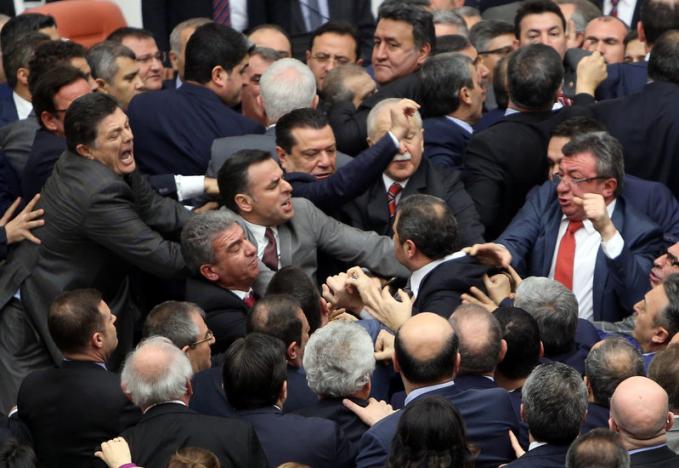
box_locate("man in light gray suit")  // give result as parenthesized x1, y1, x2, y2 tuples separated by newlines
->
(217, 149, 409, 294)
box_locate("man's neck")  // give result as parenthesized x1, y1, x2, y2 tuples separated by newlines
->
(62, 350, 106, 363)
(14, 84, 30, 102)
(493, 372, 526, 392)
(621, 433, 667, 451)
(507, 99, 551, 114)
(449, 109, 474, 126)
(403, 376, 454, 395)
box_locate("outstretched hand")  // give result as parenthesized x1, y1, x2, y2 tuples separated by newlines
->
(1, 195, 44, 245)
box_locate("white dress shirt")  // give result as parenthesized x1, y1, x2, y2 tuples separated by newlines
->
(12, 92, 32, 120)
(603, 0, 636, 27)
(446, 116, 473, 135)
(382, 174, 409, 205)
(242, 220, 280, 269)
(229, 0, 248, 31)
(409, 253, 459, 300)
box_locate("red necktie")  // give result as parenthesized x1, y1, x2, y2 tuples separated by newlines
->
(212, 0, 231, 26)
(387, 183, 402, 219)
(554, 220, 584, 290)
(243, 290, 256, 309)
(262, 227, 278, 271)
(609, 0, 620, 17)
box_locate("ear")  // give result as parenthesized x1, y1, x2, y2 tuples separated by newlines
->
(498, 338, 507, 363)
(584, 375, 594, 399)
(366, 136, 374, 147)
(40, 111, 59, 133)
(403, 239, 418, 259)
(601, 178, 618, 198)
(319, 298, 330, 327)
(513, 38, 520, 49)
(211, 65, 227, 87)
(454, 351, 461, 376)
(121, 383, 134, 403)
(538, 340, 545, 358)
(287, 340, 298, 362)
(76, 143, 94, 159)
(609, 416, 618, 432)
(16, 67, 29, 86)
(234, 193, 253, 214)
(199, 263, 220, 282)
(415, 43, 432, 66)
(520, 403, 526, 422)
(168, 50, 179, 70)
(276, 145, 288, 168)
(185, 378, 193, 399)
(653, 326, 670, 345)
(92, 331, 104, 349)
(280, 380, 288, 404)
(95, 78, 109, 93)
(305, 50, 312, 62)
(311, 94, 319, 109)
(637, 21, 647, 47)
(459, 86, 473, 106)
(667, 411, 675, 431)
(392, 350, 401, 373)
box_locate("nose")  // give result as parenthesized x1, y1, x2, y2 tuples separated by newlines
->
(244, 239, 257, 256)
(150, 56, 162, 71)
(134, 75, 144, 91)
(478, 62, 490, 81)
(654, 253, 668, 268)
(123, 126, 133, 142)
(373, 41, 388, 61)
(633, 300, 642, 315)
(317, 151, 332, 168)
(281, 178, 293, 193)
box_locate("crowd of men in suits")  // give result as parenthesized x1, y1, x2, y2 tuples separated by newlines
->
(1, 0, 679, 466)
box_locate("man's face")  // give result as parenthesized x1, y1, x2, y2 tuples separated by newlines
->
(556, 151, 608, 220)
(650, 243, 679, 287)
(624, 38, 646, 63)
(185, 312, 214, 373)
(103, 56, 144, 110)
(248, 28, 292, 57)
(372, 19, 429, 85)
(219, 55, 248, 106)
(176, 26, 197, 80)
(547, 135, 569, 180)
(518, 12, 567, 60)
(467, 62, 487, 123)
(279, 125, 337, 179)
(69, 57, 98, 91)
(306, 32, 358, 90)
(371, 107, 423, 181)
(121, 36, 163, 91)
(208, 223, 259, 290)
(633, 284, 670, 352)
(583, 18, 627, 64)
(97, 300, 118, 359)
(392, 213, 408, 267)
(478, 33, 515, 81)
(241, 53, 272, 124)
(240, 158, 294, 226)
(83, 107, 136, 175)
(45, 78, 91, 136)
(292, 308, 311, 365)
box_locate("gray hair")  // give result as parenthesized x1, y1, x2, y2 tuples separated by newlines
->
(450, 304, 503, 374)
(555, 0, 603, 33)
(585, 337, 644, 407)
(169, 17, 212, 54)
(367, 98, 422, 141)
(180, 210, 243, 274)
(514, 277, 578, 356)
(143, 301, 205, 348)
(322, 63, 371, 107)
(562, 131, 625, 196)
(121, 336, 194, 409)
(469, 19, 514, 53)
(260, 57, 316, 123)
(566, 428, 630, 468)
(523, 362, 588, 444)
(303, 321, 375, 398)
(455, 6, 481, 19)
(433, 10, 469, 37)
(251, 45, 283, 62)
(87, 40, 136, 83)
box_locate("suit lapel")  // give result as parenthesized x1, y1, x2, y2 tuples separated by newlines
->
(278, 222, 293, 267)
(365, 182, 390, 235)
(541, 206, 563, 275)
(290, 0, 306, 33)
(592, 201, 623, 319)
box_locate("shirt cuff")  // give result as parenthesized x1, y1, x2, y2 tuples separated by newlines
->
(601, 231, 624, 259)
(387, 131, 399, 148)
(175, 175, 205, 202)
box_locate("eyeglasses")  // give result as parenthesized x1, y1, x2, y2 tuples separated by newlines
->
(478, 45, 514, 57)
(189, 330, 214, 348)
(555, 173, 609, 186)
(135, 51, 164, 64)
(310, 53, 351, 66)
(666, 250, 679, 268)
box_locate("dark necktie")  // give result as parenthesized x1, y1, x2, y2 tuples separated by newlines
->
(304, 0, 323, 31)
(387, 182, 402, 219)
(554, 220, 584, 290)
(263, 227, 278, 271)
(213, 0, 231, 26)
(609, 0, 620, 17)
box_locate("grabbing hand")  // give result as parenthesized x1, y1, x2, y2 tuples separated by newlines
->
(95, 437, 132, 468)
(576, 51, 608, 96)
(374, 329, 395, 361)
(343, 397, 396, 427)
(463, 243, 512, 268)
(1, 195, 44, 245)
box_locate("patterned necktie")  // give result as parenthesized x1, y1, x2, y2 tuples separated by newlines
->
(554, 220, 584, 290)
(387, 183, 402, 219)
(262, 227, 278, 271)
(609, 0, 620, 17)
(212, 0, 231, 26)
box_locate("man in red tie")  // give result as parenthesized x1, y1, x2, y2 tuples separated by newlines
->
(465, 131, 663, 323)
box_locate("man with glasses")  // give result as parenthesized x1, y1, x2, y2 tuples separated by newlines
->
(107, 27, 164, 92)
(466, 131, 663, 323)
(305, 22, 361, 92)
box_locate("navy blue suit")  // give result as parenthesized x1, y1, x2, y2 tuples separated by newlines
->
(453, 374, 497, 391)
(595, 61, 647, 101)
(128, 83, 263, 176)
(474, 108, 505, 132)
(504, 443, 570, 467)
(0, 84, 18, 128)
(497, 182, 663, 323)
(357, 384, 520, 468)
(581, 402, 610, 434)
(235, 406, 356, 468)
(623, 175, 679, 244)
(422, 116, 472, 170)
(294, 397, 370, 448)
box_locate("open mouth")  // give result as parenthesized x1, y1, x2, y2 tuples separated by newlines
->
(281, 199, 292, 210)
(120, 148, 134, 165)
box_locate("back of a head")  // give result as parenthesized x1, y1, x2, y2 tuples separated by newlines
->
(566, 428, 630, 468)
(222, 333, 287, 410)
(87, 40, 135, 83)
(450, 304, 503, 375)
(648, 30, 679, 86)
(378, 2, 436, 52)
(507, 44, 564, 111)
(432, 34, 472, 55)
(143, 301, 202, 349)
(387, 396, 475, 468)
(259, 58, 316, 123)
(493, 55, 510, 110)
(0, 13, 55, 50)
(248, 294, 303, 349)
(217, 148, 272, 213)
(266, 266, 323, 332)
(551, 116, 607, 140)
(2, 31, 49, 90)
(648, 344, 679, 412)
(610, 376, 671, 443)
(28, 40, 87, 95)
(184, 23, 249, 84)
(470, 19, 514, 53)
(168, 447, 220, 468)
(522, 362, 588, 445)
(494, 306, 542, 380)
(432, 10, 469, 37)
(585, 337, 644, 407)
(106, 26, 153, 44)
(64, 93, 120, 154)
(639, 0, 679, 47)
(48, 288, 103, 355)
(420, 52, 474, 116)
(0, 439, 38, 468)
(395, 194, 458, 260)
(321, 63, 370, 106)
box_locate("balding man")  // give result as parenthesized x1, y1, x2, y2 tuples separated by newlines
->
(355, 312, 519, 468)
(609, 376, 679, 465)
(582, 16, 628, 64)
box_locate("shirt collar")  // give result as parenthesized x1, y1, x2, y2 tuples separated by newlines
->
(560, 199, 617, 233)
(382, 173, 409, 193)
(628, 444, 667, 455)
(12, 91, 32, 120)
(409, 254, 457, 298)
(144, 400, 186, 414)
(404, 380, 455, 406)
(231, 288, 252, 300)
(445, 116, 473, 134)
(528, 441, 548, 451)
(242, 219, 279, 239)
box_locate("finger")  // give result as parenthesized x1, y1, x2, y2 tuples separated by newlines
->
(572, 196, 584, 205)
(23, 232, 42, 245)
(24, 219, 45, 229)
(460, 293, 483, 306)
(94, 451, 103, 460)
(0, 197, 21, 224)
(342, 398, 364, 414)
(396, 288, 411, 304)
(374, 349, 393, 360)
(508, 430, 525, 457)
(24, 208, 44, 220)
(22, 193, 41, 213)
(482, 273, 493, 289)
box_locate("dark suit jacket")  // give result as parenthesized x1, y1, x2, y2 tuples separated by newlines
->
(0, 150, 19, 216)
(593, 81, 679, 199)
(504, 443, 570, 467)
(453, 374, 497, 391)
(0, 151, 189, 368)
(623, 175, 679, 244)
(184, 277, 248, 354)
(128, 82, 263, 176)
(412, 256, 491, 318)
(422, 116, 472, 170)
(630, 445, 679, 467)
(294, 397, 370, 447)
(17, 361, 141, 468)
(20, 128, 65, 200)
(340, 157, 485, 248)
(543, 343, 590, 374)
(0, 83, 18, 128)
(581, 402, 610, 434)
(122, 403, 269, 468)
(497, 184, 663, 322)
(357, 384, 520, 468)
(236, 406, 355, 467)
(595, 61, 647, 101)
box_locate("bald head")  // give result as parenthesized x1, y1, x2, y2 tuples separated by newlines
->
(450, 304, 503, 375)
(610, 376, 672, 443)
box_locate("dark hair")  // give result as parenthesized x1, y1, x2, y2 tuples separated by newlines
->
(266, 266, 323, 333)
(143, 301, 203, 348)
(639, 0, 679, 46)
(565, 428, 630, 468)
(395, 323, 458, 383)
(514, 0, 566, 38)
(451, 304, 503, 374)
(387, 396, 476, 468)
(648, 30, 679, 86)
(64, 93, 120, 154)
(585, 337, 644, 407)
(378, 2, 436, 51)
(493, 55, 510, 109)
(562, 131, 625, 196)
(432, 34, 471, 55)
(0, 439, 39, 468)
(222, 333, 287, 410)
(32, 65, 88, 131)
(275, 108, 329, 154)
(508, 44, 564, 110)
(494, 307, 541, 380)
(649, 344, 679, 411)
(0, 12, 55, 50)
(248, 294, 303, 349)
(2, 31, 49, 89)
(48, 289, 104, 354)
(168, 447, 221, 468)
(184, 23, 249, 83)
(420, 52, 474, 116)
(551, 116, 606, 139)
(217, 149, 273, 212)
(659, 273, 679, 338)
(470, 19, 515, 52)
(28, 40, 87, 95)
(624, 29, 639, 46)
(395, 194, 458, 259)
(308, 21, 360, 61)
(107, 26, 155, 43)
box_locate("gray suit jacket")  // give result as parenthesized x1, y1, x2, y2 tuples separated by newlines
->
(0, 114, 39, 175)
(208, 126, 353, 178)
(238, 198, 409, 293)
(0, 150, 190, 366)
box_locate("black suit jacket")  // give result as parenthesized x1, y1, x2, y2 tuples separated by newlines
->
(185, 277, 248, 354)
(340, 157, 484, 248)
(294, 397, 370, 447)
(17, 361, 141, 468)
(504, 443, 570, 467)
(630, 445, 679, 467)
(122, 403, 269, 468)
(581, 402, 610, 434)
(20, 128, 65, 200)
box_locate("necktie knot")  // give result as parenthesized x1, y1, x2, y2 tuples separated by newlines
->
(567, 220, 584, 234)
(388, 183, 402, 199)
(387, 183, 402, 219)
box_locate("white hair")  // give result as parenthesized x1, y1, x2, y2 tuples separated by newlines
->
(259, 57, 316, 123)
(366, 98, 422, 141)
